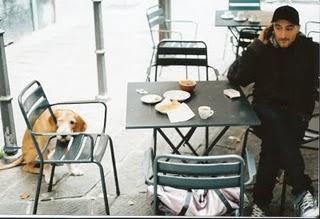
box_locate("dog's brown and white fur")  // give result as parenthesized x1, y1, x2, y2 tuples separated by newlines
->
(0, 108, 87, 184)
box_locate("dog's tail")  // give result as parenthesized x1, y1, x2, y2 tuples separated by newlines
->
(0, 156, 23, 170)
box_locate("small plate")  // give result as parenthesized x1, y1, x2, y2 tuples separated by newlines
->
(140, 94, 162, 104)
(233, 17, 247, 22)
(163, 90, 191, 101)
(248, 18, 261, 24)
(221, 14, 234, 20)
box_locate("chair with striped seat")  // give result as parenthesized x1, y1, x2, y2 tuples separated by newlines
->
(18, 80, 120, 215)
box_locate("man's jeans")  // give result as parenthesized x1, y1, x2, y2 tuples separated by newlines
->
(252, 102, 313, 206)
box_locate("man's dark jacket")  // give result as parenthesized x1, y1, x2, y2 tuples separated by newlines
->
(227, 34, 319, 119)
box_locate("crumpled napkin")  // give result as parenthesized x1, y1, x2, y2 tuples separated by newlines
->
(167, 103, 195, 123)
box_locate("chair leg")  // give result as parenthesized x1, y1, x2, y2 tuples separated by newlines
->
(146, 49, 155, 82)
(108, 137, 120, 196)
(33, 163, 44, 214)
(47, 164, 56, 192)
(96, 162, 110, 215)
(279, 171, 287, 215)
(205, 127, 209, 149)
(153, 129, 157, 159)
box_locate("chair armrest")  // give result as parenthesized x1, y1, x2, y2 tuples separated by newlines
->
(208, 65, 219, 81)
(151, 29, 183, 40)
(165, 19, 198, 39)
(243, 147, 257, 186)
(50, 100, 107, 133)
(142, 147, 154, 185)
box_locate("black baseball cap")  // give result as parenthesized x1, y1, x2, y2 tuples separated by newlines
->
(271, 5, 300, 25)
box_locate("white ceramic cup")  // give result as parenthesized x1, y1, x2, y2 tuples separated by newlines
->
(224, 11, 232, 16)
(198, 106, 214, 119)
(249, 15, 257, 21)
(237, 11, 245, 19)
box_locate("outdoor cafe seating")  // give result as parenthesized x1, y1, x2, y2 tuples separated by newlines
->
(17, 80, 120, 215)
(146, 4, 198, 81)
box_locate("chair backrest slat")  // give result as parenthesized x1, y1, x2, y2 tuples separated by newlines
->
(148, 16, 166, 29)
(147, 7, 164, 20)
(158, 160, 241, 176)
(229, 0, 260, 10)
(155, 40, 208, 69)
(23, 86, 46, 114)
(156, 58, 207, 66)
(153, 154, 245, 215)
(157, 46, 207, 55)
(158, 174, 241, 190)
(27, 98, 51, 128)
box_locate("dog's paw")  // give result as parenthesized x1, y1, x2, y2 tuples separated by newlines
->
(68, 165, 84, 176)
(44, 174, 56, 185)
(70, 168, 84, 176)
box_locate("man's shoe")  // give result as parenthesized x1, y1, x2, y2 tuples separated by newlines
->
(294, 190, 319, 217)
(251, 204, 267, 217)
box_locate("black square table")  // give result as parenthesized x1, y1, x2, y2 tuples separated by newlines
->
(126, 80, 260, 156)
(215, 10, 273, 28)
(215, 10, 273, 43)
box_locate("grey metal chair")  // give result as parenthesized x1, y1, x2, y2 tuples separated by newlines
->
(152, 40, 219, 82)
(146, 4, 198, 81)
(232, 27, 261, 58)
(18, 80, 120, 214)
(227, 0, 261, 58)
(143, 148, 246, 216)
(305, 20, 320, 43)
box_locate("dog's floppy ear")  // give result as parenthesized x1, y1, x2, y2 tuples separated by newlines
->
(75, 115, 87, 132)
(48, 109, 59, 128)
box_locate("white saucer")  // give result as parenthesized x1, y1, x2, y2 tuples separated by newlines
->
(163, 90, 191, 101)
(233, 17, 247, 22)
(248, 19, 261, 24)
(221, 14, 234, 20)
(140, 94, 162, 104)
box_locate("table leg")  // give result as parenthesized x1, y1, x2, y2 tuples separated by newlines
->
(174, 128, 199, 155)
(153, 128, 157, 158)
(203, 126, 230, 155)
(157, 127, 198, 155)
(157, 128, 181, 154)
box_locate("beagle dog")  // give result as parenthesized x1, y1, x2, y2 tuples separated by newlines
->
(0, 108, 87, 184)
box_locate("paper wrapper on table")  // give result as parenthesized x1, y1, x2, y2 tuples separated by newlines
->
(167, 103, 195, 123)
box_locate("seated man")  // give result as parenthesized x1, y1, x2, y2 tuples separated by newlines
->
(227, 5, 319, 217)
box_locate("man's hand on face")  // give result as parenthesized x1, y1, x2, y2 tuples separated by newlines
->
(258, 25, 273, 45)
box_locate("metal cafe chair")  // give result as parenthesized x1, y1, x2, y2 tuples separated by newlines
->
(146, 4, 198, 81)
(305, 20, 320, 43)
(231, 27, 260, 57)
(143, 148, 246, 216)
(150, 40, 219, 156)
(227, 0, 261, 58)
(18, 80, 120, 214)
(151, 40, 219, 82)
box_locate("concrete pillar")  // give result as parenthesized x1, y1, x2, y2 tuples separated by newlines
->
(159, 0, 171, 40)
(30, 0, 39, 30)
(0, 30, 18, 156)
(92, 0, 109, 101)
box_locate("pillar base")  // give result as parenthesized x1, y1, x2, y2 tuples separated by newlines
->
(95, 95, 111, 102)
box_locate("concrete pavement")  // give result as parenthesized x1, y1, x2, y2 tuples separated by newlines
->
(0, 0, 318, 216)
